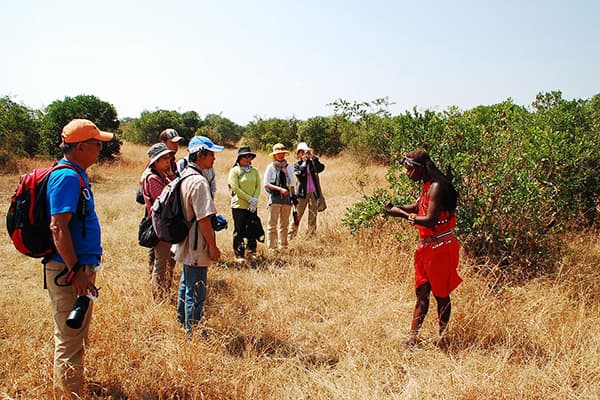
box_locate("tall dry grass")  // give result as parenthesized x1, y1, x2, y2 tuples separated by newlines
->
(0, 142, 598, 399)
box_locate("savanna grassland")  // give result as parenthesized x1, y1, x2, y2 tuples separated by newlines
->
(0, 142, 598, 399)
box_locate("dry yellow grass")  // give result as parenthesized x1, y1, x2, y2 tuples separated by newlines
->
(0, 142, 598, 399)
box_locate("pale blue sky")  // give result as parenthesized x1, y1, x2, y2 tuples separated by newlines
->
(1, 0, 598, 125)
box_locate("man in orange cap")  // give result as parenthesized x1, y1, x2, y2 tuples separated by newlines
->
(45, 119, 113, 398)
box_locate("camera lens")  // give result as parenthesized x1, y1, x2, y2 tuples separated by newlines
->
(66, 296, 90, 329)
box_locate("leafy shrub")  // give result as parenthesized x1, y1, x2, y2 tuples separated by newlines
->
(0, 96, 40, 157)
(296, 116, 343, 156)
(199, 113, 244, 147)
(121, 110, 186, 145)
(122, 110, 241, 148)
(244, 117, 298, 152)
(39, 95, 121, 161)
(342, 92, 600, 275)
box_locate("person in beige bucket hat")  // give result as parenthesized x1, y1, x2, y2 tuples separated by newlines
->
(263, 143, 297, 252)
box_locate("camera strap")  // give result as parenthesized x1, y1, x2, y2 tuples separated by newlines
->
(54, 266, 72, 287)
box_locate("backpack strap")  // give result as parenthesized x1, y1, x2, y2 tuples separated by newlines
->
(141, 171, 167, 218)
(50, 163, 87, 237)
(177, 167, 203, 250)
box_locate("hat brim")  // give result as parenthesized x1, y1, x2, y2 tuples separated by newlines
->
(189, 143, 225, 153)
(237, 152, 256, 159)
(95, 131, 114, 142)
(168, 136, 183, 143)
(149, 149, 175, 166)
(270, 150, 289, 157)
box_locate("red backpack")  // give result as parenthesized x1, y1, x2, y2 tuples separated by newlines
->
(6, 163, 85, 258)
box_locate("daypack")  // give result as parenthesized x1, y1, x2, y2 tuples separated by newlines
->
(7, 163, 86, 258)
(151, 171, 197, 244)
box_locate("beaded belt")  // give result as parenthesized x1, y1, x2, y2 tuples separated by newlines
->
(419, 230, 454, 245)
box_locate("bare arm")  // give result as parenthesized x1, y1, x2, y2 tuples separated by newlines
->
(384, 202, 418, 219)
(384, 182, 444, 228)
(50, 213, 95, 296)
(417, 181, 444, 228)
(198, 216, 220, 261)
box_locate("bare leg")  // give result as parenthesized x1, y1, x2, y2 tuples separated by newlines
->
(435, 295, 451, 335)
(435, 295, 451, 349)
(407, 282, 431, 345)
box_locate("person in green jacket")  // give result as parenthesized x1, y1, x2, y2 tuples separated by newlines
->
(228, 146, 261, 262)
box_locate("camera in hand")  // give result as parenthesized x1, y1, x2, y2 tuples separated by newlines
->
(66, 296, 90, 329)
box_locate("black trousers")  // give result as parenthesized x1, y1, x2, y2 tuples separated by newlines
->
(232, 208, 257, 257)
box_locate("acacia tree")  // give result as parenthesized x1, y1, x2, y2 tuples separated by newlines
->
(39, 95, 121, 160)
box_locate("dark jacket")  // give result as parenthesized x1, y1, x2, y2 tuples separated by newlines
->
(293, 156, 325, 198)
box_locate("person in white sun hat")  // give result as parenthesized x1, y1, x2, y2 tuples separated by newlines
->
(288, 142, 325, 240)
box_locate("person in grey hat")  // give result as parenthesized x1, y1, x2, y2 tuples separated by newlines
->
(228, 146, 261, 262)
(142, 143, 176, 302)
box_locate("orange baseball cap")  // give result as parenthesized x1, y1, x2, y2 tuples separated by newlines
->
(61, 119, 114, 143)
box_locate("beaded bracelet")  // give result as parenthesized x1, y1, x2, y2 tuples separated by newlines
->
(407, 213, 417, 224)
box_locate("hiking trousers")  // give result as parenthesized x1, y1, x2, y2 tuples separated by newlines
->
(45, 260, 96, 400)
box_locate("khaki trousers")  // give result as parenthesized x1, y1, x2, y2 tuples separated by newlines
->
(151, 240, 176, 301)
(45, 260, 96, 400)
(288, 193, 318, 240)
(267, 203, 291, 249)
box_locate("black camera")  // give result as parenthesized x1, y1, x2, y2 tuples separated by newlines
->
(66, 296, 91, 329)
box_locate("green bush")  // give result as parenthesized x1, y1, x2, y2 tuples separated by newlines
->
(342, 92, 600, 275)
(200, 113, 244, 147)
(244, 117, 298, 153)
(39, 95, 121, 161)
(0, 96, 40, 157)
(121, 110, 186, 145)
(296, 116, 343, 156)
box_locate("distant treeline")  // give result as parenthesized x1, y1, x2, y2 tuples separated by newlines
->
(2, 91, 599, 273)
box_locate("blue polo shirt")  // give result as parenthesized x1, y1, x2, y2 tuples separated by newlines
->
(46, 159, 103, 265)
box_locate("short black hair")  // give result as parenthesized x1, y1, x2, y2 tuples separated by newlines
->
(59, 142, 78, 154)
(189, 149, 209, 163)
